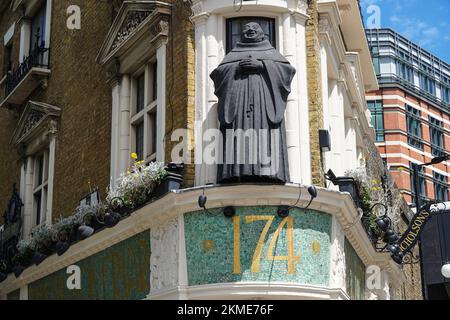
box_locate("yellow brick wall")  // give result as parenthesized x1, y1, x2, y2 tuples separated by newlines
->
(305, 0, 325, 187)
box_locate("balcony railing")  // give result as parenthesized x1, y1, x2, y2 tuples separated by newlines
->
(5, 44, 50, 97)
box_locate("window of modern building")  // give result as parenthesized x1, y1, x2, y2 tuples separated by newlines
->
(410, 162, 427, 204)
(442, 85, 450, 104)
(433, 172, 448, 202)
(397, 61, 413, 83)
(429, 116, 445, 157)
(371, 46, 380, 75)
(31, 148, 50, 227)
(406, 105, 423, 150)
(420, 73, 436, 96)
(367, 100, 385, 142)
(131, 62, 157, 163)
(226, 17, 276, 53)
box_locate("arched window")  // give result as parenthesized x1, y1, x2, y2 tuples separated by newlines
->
(226, 17, 276, 53)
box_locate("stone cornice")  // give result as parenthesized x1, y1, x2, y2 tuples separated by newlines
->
(0, 184, 402, 296)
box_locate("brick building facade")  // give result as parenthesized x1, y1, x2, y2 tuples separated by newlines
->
(366, 28, 450, 299)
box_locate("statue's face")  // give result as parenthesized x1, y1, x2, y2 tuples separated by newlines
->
(241, 23, 265, 43)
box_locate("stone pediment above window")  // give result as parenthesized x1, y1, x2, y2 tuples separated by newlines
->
(12, 101, 60, 155)
(97, 1, 172, 71)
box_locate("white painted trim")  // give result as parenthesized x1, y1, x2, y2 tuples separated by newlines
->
(293, 11, 311, 185)
(367, 94, 450, 126)
(119, 75, 131, 174)
(156, 42, 167, 163)
(46, 136, 55, 223)
(110, 81, 120, 182)
(0, 184, 402, 296)
(22, 156, 34, 238)
(147, 282, 350, 300)
(380, 153, 450, 177)
(377, 141, 450, 164)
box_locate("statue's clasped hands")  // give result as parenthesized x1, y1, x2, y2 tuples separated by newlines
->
(239, 59, 264, 73)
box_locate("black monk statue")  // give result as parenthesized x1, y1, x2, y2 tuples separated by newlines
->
(210, 22, 296, 183)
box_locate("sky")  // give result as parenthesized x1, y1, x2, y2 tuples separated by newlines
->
(360, 0, 450, 62)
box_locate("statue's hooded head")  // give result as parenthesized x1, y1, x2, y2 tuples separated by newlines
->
(241, 22, 265, 43)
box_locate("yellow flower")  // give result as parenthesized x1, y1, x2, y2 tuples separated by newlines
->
(131, 153, 138, 160)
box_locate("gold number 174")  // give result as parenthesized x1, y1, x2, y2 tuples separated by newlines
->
(232, 215, 300, 275)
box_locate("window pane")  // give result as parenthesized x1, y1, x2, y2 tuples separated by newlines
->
(152, 62, 158, 102)
(434, 172, 448, 202)
(30, 2, 47, 49)
(34, 191, 42, 226)
(36, 154, 44, 187)
(136, 74, 145, 113)
(368, 100, 384, 142)
(135, 122, 144, 161)
(410, 163, 427, 204)
(406, 106, 422, 149)
(226, 17, 276, 53)
(429, 117, 444, 156)
(3, 44, 12, 75)
(149, 111, 157, 156)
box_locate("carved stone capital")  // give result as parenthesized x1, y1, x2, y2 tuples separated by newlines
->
(106, 58, 121, 87)
(150, 18, 170, 48)
(318, 17, 332, 34)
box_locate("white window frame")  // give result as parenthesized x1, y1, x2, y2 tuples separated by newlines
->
(31, 148, 50, 227)
(130, 61, 158, 164)
(18, 0, 52, 64)
(21, 137, 56, 237)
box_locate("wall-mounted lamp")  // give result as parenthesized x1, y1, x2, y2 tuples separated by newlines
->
(277, 185, 318, 218)
(198, 189, 236, 218)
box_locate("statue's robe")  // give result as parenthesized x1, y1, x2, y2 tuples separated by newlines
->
(210, 40, 296, 183)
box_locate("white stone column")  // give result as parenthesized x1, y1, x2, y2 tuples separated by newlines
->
(19, 162, 26, 205)
(329, 216, 346, 292)
(156, 41, 167, 163)
(23, 156, 34, 238)
(119, 74, 131, 175)
(366, 268, 391, 300)
(320, 41, 332, 172)
(46, 136, 56, 223)
(293, 11, 311, 185)
(110, 78, 121, 182)
(282, 13, 301, 184)
(327, 79, 347, 179)
(344, 116, 357, 170)
(204, 13, 219, 184)
(192, 12, 209, 186)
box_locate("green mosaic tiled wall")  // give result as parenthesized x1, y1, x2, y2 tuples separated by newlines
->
(28, 230, 150, 300)
(184, 206, 332, 286)
(345, 238, 366, 300)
